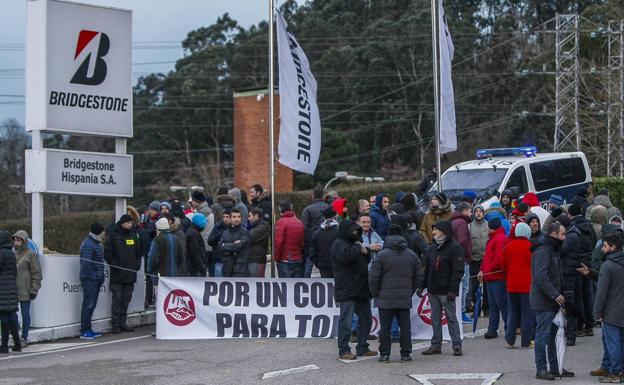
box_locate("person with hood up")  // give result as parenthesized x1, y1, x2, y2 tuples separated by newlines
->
(526, 213, 543, 245)
(79, 223, 106, 340)
(331, 219, 377, 360)
(470, 204, 489, 313)
(228, 188, 249, 227)
(0, 230, 20, 353)
(370, 193, 391, 240)
(247, 208, 270, 278)
(479, 216, 509, 339)
(332, 198, 349, 222)
(530, 222, 574, 381)
(568, 203, 597, 337)
(274, 202, 305, 278)
(401, 192, 425, 230)
(12, 230, 42, 346)
(185, 213, 208, 277)
(105, 215, 142, 334)
(145, 200, 161, 239)
(159, 201, 171, 215)
(588, 205, 608, 241)
(502, 223, 534, 349)
(500, 190, 514, 218)
(310, 207, 340, 278)
(250, 184, 272, 225)
(369, 224, 423, 363)
(420, 192, 453, 244)
(419, 220, 464, 356)
(571, 187, 591, 216)
(211, 186, 237, 223)
(592, 190, 622, 222)
(389, 191, 407, 214)
(451, 202, 473, 323)
(557, 215, 582, 347)
(522, 192, 549, 227)
(302, 187, 330, 278)
(592, 234, 624, 384)
(219, 208, 250, 277)
(485, 202, 511, 236)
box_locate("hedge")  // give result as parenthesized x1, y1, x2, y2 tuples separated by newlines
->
(593, 177, 624, 210)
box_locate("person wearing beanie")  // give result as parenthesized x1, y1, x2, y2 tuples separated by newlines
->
(451, 202, 473, 323)
(228, 187, 249, 227)
(501, 222, 534, 348)
(78, 223, 107, 340)
(370, 193, 391, 241)
(500, 190, 514, 218)
(570, 187, 591, 216)
(190, 190, 215, 269)
(104, 213, 142, 334)
(247, 207, 270, 278)
(419, 220, 464, 357)
(479, 214, 509, 339)
(470, 204, 490, 314)
(462, 191, 477, 205)
(542, 196, 568, 234)
(310, 206, 340, 278)
(521, 192, 549, 228)
(275, 202, 305, 278)
(332, 198, 349, 221)
(11, 230, 41, 346)
(369, 223, 423, 363)
(148, 214, 184, 280)
(420, 192, 453, 244)
(185, 213, 207, 277)
(159, 201, 172, 215)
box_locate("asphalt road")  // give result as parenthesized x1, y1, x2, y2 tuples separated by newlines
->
(0, 320, 605, 385)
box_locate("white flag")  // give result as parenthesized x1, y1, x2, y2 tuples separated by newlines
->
(438, 0, 456, 154)
(276, 9, 321, 175)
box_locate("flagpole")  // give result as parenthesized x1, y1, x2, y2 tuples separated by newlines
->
(431, 0, 442, 192)
(268, 0, 276, 278)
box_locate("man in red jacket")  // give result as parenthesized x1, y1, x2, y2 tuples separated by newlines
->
(478, 216, 509, 339)
(502, 222, 534, 348)
(274, 202, 305, 278)
(451, 202, 473, 324)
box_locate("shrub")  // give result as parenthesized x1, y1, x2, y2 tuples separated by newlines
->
(593, 177, 624, 210)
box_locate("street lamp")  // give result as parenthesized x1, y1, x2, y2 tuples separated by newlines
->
(324, 171, 348, 190)
(170, 185, 204, 202)
(324, 172, 385, 190)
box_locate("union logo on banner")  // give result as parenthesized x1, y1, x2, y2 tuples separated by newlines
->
(163, 289, 196, 327)
(417, 293, 448, 326)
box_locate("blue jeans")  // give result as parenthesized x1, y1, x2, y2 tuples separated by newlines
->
(304, 255, 314, 278)
(534, 310, 559, 373)
(486, 280, 508, 333)
(461, 263, 470, 312)
(277, 261, 304, 278)
(213, 262, 223, 278)
(80, 280, 103, 333)
(19, 301, 31, 340)
(602, 322, 624, 375)
(338, 299, 371, 355)
(505, 293, 534, 347)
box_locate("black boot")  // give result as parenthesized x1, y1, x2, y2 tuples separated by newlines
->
(8, 319, 21, 352)
(1, 322, 9, 353)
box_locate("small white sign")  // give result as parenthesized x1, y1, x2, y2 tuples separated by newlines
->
(25, 149, 133, 197)
(409, 373, 503, 385)
(26, 0, 132, 137)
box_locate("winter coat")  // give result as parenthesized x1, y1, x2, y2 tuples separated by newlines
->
(400, 193, 426, 229)
(370, 194, 391, 240)
(148, 230, 184, 278)
(422, 221, 465, 296)
(560, 225, 581, 290)
(470, 217, 489, 261)
(451, 211, 472, 262)
(80, 234, 105, 282)
(481, 227, 507, 282)
(211, 194, 237, 222)
(13, 234, 42, 302)
(220, 225, 250, 277)
(594, 251, 624, 327)
(404, 227, 428, 260)
(248, 219, 270, 264)
(502, 238, 532, 293)
(104, 225, 142, 284)
(195, 201, 215, 251)
(310, 220, 339, 276)
(331, 220, 371, 302)
(420, 206, 453, 244)
(208, 221, 228, 263)
(570, 215, 597, 266)
(592, 224, 624, 272)
(362, 229, 384, 262)
(301, 199, 330, 235)
(274, 211, 305, 263)
(588, 205, 608, 240)
(185, 225, 207, 277)
(530, 235, 564, 312)
(252, 191, 273, 225)
(500, 190, 514, 218)
(369, 235, 422, 309)
(0, 231, 18, 312)
(593, 194, 622, 222)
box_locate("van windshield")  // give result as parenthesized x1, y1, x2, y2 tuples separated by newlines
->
(432, 168, 509, 195)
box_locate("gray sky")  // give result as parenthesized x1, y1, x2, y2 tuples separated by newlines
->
(0, 0, 275, 126)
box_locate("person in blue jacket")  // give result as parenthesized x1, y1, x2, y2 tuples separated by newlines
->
(79, 223, 106, 340)
(369, 194, 391, 240)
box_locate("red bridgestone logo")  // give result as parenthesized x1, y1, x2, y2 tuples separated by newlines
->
(163, 289, 196, 326)
(417, 292, 448, 326)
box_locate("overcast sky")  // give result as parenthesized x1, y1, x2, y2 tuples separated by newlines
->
(0, 0, 276, 126)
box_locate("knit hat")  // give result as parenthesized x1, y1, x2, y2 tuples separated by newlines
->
(149, 200, 161, 211)
(390, 214, 408, 228)
(433, 192, 448, 205)
(388, 224, 403, 236)
(322, 206, 337, 219)
(191, 190, 205, 203)
(332, 198, 347, 217)
(228, 187, 242, 201)
(463, 191, 477, 200)
(548, 194, 564, 206)
(488, 217, 502, 230)
(156, 217, 170, 231)
(521, 192, 540, 207)
(117, 214, 133, 225)
(456, 202, 472, 213)
(216, 186, 229, 196)
(90, 223, 104, 235)
(160, 201, 172, 211)
(568, 203, 583, 217)
(514, 222, 531, 239)
(511, 208, 525, 218)
(192, 213, 207, 230)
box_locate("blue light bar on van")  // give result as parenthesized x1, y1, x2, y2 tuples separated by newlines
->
(476, 146, 538, 159)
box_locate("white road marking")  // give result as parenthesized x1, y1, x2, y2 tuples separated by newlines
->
(409, 373, 503, 385)
(0, 335, 151, 361)
(464, 328, 488, 339)
(20, 342, 94, 353)
(261, 364, 320, 380)
(338, 341, 447, 364)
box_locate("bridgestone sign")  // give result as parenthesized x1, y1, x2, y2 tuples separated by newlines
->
(26, 0, 132, 137)
(25, 149, 133, 197)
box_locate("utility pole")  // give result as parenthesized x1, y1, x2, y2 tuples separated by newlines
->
(607, 21, 623, 176)
(554, 14, 580, 152)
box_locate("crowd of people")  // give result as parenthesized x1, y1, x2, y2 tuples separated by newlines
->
(0, 182, 623, 383)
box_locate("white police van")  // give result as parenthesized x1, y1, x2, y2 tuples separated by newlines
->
(426, 147, 592, 206)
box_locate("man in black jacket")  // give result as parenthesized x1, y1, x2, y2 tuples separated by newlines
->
(310, 207, 339, 278)
(220, 209, 250, 277)
(247, 208, 270, 277)
(185, 213, 207, 277)
(104, 215, 142, 334)
(369, 225, 422, 362)
(208, 209, 231, 277)
(250, 184, 272, 225)
(420, 220, 464, 356)
(557, 215, 582, 346)
(331, 220, 377, 360)
(530, 222, 574, 380)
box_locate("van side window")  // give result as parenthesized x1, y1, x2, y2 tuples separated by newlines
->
(505, 166, 528, 194)
(529, 158, 586, 191)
